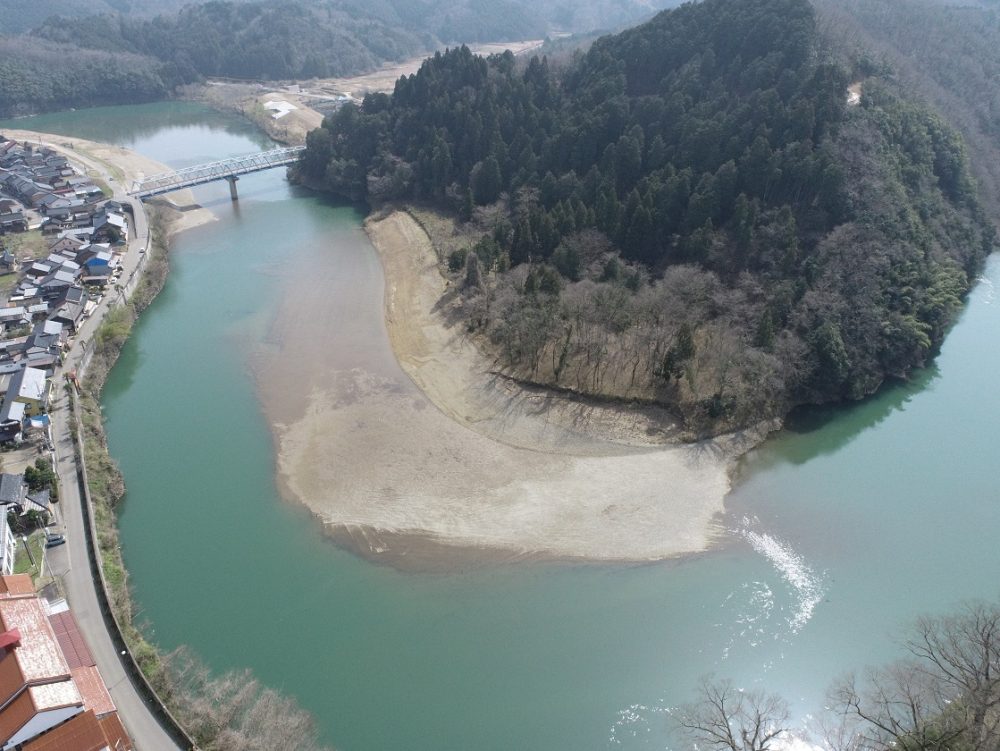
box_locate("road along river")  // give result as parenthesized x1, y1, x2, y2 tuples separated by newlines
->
(6, 102, 1000, 750)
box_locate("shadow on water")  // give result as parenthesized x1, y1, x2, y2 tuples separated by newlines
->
(738, 361, 941, 477)
(99, 336, 143, 396)
(97, 280, 184, 396)
(786, 364, 939, 437)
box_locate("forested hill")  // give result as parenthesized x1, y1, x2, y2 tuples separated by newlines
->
(815, 0, 1000, 223)
(0, 37, 184, 118)
(3, 0, 540, 117)
(0, 0, 202, 35)
(297, 0, 994, 436)
(30, 1, 460, 82)
(26, 0, 681, 84)
(6, 0, 685, 116)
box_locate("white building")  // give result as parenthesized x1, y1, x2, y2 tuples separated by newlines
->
(0, 514, 16, 577)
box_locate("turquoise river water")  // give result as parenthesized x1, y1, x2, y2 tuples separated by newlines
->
(4, 102, 1000, 750)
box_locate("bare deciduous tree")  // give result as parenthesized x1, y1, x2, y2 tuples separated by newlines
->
(905, 602, 1000, 750)
(828, 601, 1000, 751)
(828, 662, 965, 751)
(676, 676, 791, 751)
(162, 647, 330, 751)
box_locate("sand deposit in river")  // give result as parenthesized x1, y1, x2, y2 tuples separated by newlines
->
(257, 211, 739, 566)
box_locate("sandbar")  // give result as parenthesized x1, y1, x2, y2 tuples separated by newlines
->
(262, 210, 755, 568)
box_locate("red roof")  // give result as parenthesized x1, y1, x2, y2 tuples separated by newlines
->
(0, 598, 70, 688)
(70, 666, 115, 717)
(48, 612, 95, 670)
(0, 576, 36, 598)
(22, 710, 108, 751)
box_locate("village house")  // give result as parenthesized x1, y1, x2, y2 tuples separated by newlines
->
(0, 338, 28, 363)
(45, 236, 84, 257)
(0, 308, 29, 335)
(22, 488, 50, 520)
(38, 270, 78, 302)
(0, 212, 26, 235)
(48, 300, 86, 334)
(0, 473, 26, 509)
(0, 398, 25, 445)
(15, 326, 63, 375)
(23, 263, 51, 281)
(4, 367, 49, 416)
(0, 516, 14, 578)
(25, 305, 46, 323)
(91, 210, 127, 245)
(0, 250, 19, 274)
(0, 575, 135, 750)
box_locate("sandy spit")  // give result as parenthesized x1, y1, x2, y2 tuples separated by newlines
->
(269, 210, 750, 568)
(1, 129, 215, 236)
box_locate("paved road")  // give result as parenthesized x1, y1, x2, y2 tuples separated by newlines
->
(38, 143, 183, 751)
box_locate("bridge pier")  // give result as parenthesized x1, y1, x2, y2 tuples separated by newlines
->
(127, 145, 304, 200)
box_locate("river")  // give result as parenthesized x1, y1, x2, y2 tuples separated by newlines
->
(4, 102, 999, 750)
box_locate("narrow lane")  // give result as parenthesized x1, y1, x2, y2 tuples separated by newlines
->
(36, 140, 183, 751)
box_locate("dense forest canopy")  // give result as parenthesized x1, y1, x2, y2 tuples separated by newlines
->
(815, 0, 1000, 223)
(22, 0, 683, 83)
(6, 0, 678, 38)
(31, 0, 440, 82)
(0, 37, 181, 118)
(3, 0, 683, 116)
(0, 0, 245, 35)
(297, 0, 994, 435)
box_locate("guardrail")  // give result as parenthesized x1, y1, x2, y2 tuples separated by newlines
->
(69, 394, 198, 750)
(128, 146, 304, 199)
(66, 218, 198, 750)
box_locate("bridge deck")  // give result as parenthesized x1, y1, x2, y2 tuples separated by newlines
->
(129, 146, 304, 199)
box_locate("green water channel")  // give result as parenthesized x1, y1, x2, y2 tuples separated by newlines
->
(5, 102, 1000, 750)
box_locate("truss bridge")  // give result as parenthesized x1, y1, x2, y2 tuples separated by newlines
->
(128, 146, 305, 200)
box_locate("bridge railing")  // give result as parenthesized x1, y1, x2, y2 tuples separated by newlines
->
(129, 146, 305, 198)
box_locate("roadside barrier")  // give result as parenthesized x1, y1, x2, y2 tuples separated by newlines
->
(69, 388, 198, 751)
(64, 227, 199, 750)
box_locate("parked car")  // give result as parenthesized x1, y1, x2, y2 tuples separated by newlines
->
(44, 533, 65, 548)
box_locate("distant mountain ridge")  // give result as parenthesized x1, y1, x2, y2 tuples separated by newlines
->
(1, 0, 246, 35)
(1, 0, 682, 116)
(4, 0, 679, 38)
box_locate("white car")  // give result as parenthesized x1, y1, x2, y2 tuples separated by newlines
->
(139, 246, 146, 254)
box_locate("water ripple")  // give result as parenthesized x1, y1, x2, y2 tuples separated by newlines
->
(976, 274, 995, 305)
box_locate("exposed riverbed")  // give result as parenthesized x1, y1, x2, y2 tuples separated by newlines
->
(5, 102, 1000, 750)
(265, 207, 736, 566)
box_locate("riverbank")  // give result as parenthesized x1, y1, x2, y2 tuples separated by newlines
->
(264, 209, 754, 569)
(0, 128, 215, 234)
(0, 128, 194, 748)
(19, 123, 331, 749)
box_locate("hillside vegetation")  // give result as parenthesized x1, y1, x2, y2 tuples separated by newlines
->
(31, 0, 474, 81)
(0, 37, 181, 118)
(815, 0, 1000, 223)
(5, 0, 683, 115)
(0, 0, 238, 35)
(296, 0, 994, 436)
(27, 0, 681, 84)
